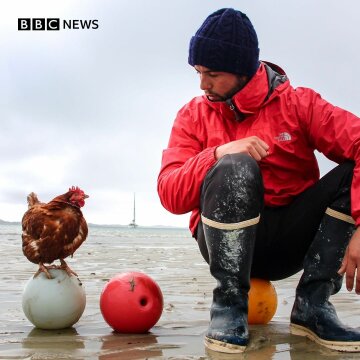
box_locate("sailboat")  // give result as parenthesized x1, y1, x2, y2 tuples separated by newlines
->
(129, 193, 138, 228)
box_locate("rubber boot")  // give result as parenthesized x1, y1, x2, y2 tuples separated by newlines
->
(290, 208, 360, 352)
(201, 154, 263, 353)
(203, 220, 259, 353)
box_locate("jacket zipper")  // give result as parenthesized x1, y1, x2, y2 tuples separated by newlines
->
(226, 99, 245, 122)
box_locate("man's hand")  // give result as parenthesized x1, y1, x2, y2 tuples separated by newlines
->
(338, 227, 360, 294)
(215, 136, 270, 161)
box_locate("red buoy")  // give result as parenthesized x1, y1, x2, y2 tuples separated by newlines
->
(100, 272, 163, 333)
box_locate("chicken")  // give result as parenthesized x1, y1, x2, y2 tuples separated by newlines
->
(22, 186, 89, 279)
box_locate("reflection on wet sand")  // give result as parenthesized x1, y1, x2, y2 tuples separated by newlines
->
(23, 327, 85, 352)
(99, 333, 162, 360)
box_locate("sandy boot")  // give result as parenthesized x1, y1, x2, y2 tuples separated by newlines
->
(200, 153, 263, 353)
(290, 208, 360, 352)
(202, 217, 258, 353)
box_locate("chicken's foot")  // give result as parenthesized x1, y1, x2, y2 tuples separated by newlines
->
(34, 260, 77, 278)
(34, 262, 53, 279)
(56, 259, 78, 277)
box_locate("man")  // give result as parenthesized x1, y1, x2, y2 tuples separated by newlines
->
(157, 8, 360, 354)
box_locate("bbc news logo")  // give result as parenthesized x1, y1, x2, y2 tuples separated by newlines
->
(18, 18, 60, 30)
(18, 18, 99, 31)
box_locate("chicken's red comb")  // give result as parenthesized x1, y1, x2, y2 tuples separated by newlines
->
(69, 186, 84, 194)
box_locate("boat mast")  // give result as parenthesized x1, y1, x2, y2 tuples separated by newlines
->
(132, 193, 136, 225)
(129, 192, 137, 227)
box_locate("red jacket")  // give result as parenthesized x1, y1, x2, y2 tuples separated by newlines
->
(158, 62, 360, 235)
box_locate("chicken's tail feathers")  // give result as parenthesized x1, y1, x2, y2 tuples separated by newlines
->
(27, 192, 40, 208)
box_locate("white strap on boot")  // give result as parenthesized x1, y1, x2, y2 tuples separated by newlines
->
(201, 214, 260, 230)
(325, 208, 355, 224)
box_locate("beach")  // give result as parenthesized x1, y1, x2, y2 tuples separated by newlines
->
(1, 223, 360, 360)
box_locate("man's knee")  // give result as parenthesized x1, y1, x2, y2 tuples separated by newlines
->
(327, 161, 354, 214)
(204, 153, 261, 187)
(201, 153, 264, 219)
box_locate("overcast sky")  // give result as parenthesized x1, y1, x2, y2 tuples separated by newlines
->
(0, 0, 359, 228)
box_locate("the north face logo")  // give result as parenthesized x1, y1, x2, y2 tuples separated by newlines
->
(275, 132, 291, 141)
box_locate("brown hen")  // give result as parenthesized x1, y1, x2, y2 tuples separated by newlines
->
(22, 186, 89, 279)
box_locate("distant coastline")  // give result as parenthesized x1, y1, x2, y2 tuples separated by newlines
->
(0, 219, 186, 230)
(0, 219, 20, 225)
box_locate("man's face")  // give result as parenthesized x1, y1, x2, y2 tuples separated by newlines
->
(194, 65, 248, 102)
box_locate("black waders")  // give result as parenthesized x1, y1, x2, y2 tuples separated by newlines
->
(200, 154, 263, 353)
(290, 208, 360, 352)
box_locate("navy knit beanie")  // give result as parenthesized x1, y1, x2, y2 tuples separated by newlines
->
(188, 8, 260, 77)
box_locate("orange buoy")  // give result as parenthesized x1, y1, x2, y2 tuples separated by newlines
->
(248, 278, 277, 325)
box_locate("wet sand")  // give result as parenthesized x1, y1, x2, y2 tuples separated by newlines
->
(1, 225, 360, 359)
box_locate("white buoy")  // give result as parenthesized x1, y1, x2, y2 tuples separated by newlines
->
(22, 269, 86, 330)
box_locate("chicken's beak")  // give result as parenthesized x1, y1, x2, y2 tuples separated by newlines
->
(84, 194, 89, 199)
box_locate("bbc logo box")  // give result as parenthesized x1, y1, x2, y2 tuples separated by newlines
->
(18, 18, 60, 31)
